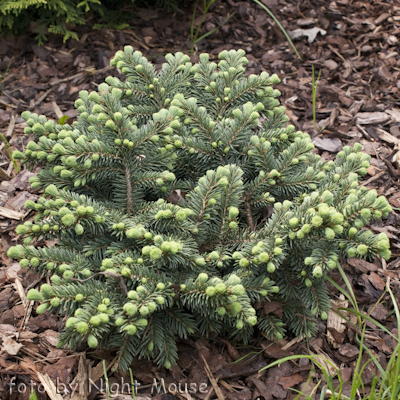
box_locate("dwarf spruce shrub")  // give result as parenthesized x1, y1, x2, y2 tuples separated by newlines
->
(9, 47, 392, 370)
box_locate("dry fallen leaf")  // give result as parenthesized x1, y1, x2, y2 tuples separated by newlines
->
(347, 258, 378, 273)
(261, 342, 293, 359)
(278, 373, 304, 389)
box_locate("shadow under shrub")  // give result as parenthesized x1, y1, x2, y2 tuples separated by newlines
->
(0, 0, 182, 44)
(8, 47, 392, 371)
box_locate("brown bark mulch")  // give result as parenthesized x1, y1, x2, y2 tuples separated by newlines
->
(0, 0, 400, 399)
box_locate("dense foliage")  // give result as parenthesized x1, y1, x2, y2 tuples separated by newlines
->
(0, 0, 180, 44)
(8, 47, 392, 371)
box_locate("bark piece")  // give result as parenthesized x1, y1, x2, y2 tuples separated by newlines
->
(355, 112, 390, 124)
(313, 136, 343, 152)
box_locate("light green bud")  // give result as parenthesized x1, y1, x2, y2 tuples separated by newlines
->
(231, 285, 245, 296)
(357, 244, 368, 255)
(87, 334, 98, 348)
(195, 257, 206, 266)
(229, 302, 242, 317)
(149, 248, 162, 260)
(123, 303, 138, 316)
(347, 248, 357, 258)
(239, 258, 249, 267)
(259, 252, 270, 263)
(74, 294, 84, 302)
(75, 224, 84, 235)
(311, 215, 323, 227)
(313, 266, 323, 278)
(205, 286, 216, 297)
(325, 228, 335, 240)
(36, 303, 49, 314)
(332, 225, 343, 234)
(289, 217, 299, 228)
(216, 307, 226, 316)
(125, 325, 138, 335)
(139, 306, 150, 316)
(197, 273, 208, 283)
(209, 251, 219, 261)
(267, 262, 276, 273)
(75, 322, 89, 333)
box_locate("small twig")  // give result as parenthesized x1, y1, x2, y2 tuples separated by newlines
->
(49, 66, 114, 88)
(51, 100, 64, 120)
(32, 87, 53, 109)
(383, 158, 400, 178)
(19, 300, 34, 331)
(33, 352, 83, 363)
(0, 167, 11, 180)
(356, 124, 375, 141)
(327, 44, 347, 64)
(6, 159, 14, 176)
(123, 30, 150, 51)
(244, 201, 256, 231)
(0, 98, 17, 109)
(125, 163, 134, 216)
(361, 170, 386, 186)
(203, 387, 215, 400)
(0, 370, 33, 375)
(6, 111, 16, 138)
(69, 271, 128, 295)
(3, 91, 26, 106)
(281, 334, 305, 351)
(216, 366, 267, 380)
(201, 355, 225, 400)
(0, 111, 16, 154)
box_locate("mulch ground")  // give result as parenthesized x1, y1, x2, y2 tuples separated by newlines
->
(0, 0, 400, 399)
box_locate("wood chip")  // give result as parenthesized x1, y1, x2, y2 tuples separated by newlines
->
(70, 354, 90, 400)
(0, 206, 25, 220)
(37, 372, 64, 400)
(386, 108, 400, 122)
(327, 295, 348, 349)
(355, 112, 390, 125)
(313, 136, 343, 152)
(374, 127, 400, 145)
(368, 271, 385, 291)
